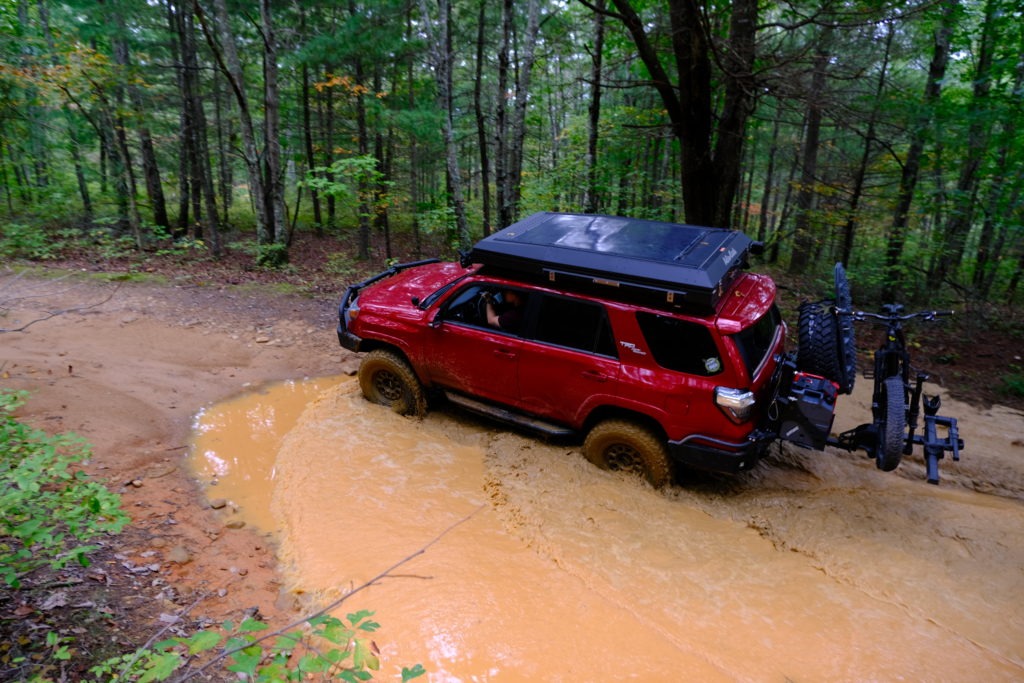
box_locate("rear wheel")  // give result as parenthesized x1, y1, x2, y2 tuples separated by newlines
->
(583, 420, 671, 488)
(357, 349, 427, 417)
(877, 375, 906, 471)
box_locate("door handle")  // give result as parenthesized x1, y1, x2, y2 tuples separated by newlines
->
(582, 370, 608, 382)
(493, 348, 517, 359)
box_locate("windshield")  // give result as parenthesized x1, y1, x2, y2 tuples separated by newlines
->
(732, 304, 782, 379)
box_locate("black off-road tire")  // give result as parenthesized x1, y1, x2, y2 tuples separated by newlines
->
(832, 263, 857, 394)
(357, 349, 427, 417)
(877, 375, 906, 472)
(796, 302, 856, 395)
(583, 420, 671, 488)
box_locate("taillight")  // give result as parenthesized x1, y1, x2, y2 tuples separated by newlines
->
(714, 387, 755, 424)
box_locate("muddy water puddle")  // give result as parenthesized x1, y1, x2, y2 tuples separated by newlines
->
(190, 377, 1024, 681)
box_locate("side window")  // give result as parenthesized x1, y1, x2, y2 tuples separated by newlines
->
(532, 295, 617, 357)
(438, 284, 527, 335)
(636, 312, 723, 376)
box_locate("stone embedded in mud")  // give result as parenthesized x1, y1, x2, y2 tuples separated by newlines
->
(209, 498, 228, 509)
(166, 545, 191, 564)
(225, 519, 246, 529)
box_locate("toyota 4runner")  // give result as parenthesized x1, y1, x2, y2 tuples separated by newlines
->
(337, 212, 841, 487)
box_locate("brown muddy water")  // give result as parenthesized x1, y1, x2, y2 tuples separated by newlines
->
(190, 376, 1024, 681)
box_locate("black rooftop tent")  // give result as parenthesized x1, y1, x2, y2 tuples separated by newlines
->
(468, 212, 755, 310)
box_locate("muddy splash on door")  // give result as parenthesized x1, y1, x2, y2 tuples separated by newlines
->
(191, 377, 1024, 681)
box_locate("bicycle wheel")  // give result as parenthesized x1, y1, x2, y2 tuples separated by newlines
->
(877, 375, 906, 471)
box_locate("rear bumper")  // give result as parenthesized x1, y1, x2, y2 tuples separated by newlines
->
(668, 431, 772, 474)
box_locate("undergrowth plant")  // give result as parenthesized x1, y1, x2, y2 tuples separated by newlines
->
(89, 611, 425, 683)
(0, 390, 129, 588)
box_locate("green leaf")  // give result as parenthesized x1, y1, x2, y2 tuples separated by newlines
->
(185, 629, 221, 654)
(402, 664, 427, 681)
(239, 616, 269, 633)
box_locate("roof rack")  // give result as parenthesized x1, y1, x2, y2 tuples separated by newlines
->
(467, 212, 756, 311)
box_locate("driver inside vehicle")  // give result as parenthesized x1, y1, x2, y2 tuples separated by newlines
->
(484, 289, 524, 333)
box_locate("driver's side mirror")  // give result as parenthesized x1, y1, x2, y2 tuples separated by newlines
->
(429, 312, 444, 329)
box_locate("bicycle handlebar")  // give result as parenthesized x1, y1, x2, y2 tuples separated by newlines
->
(837, 308, 953, 323)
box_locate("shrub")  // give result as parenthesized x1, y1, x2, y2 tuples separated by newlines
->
(0, 390, 129, 588)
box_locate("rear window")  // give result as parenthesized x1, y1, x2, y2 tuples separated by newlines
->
(732, 304, 782, 377)
(636, 312, 722, 376)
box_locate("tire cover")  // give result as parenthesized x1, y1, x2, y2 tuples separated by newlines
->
(833, 263, 857, 394)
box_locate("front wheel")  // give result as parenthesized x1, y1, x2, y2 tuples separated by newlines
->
(583, 420, 671, 488)
(877, 375, 906, 471)
(357, 349, 427, 417)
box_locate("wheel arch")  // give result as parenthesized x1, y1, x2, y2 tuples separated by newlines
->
(582, 405, 668, 441)
(355, 339, 430, 386)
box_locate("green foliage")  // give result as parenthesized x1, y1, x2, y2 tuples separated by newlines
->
(1000, 365, 1024, 398)
(87, 609, 425, 683)
(0, 390, 129, 589)
(256, 242, 291, 269)
(323, 251, 360, 279)
(0, 223, 61, 260)
(305, 156, 393, 213)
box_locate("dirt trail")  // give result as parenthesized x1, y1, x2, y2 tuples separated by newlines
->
(1, 273, 344, 628)
(4, 272, 1023, 681)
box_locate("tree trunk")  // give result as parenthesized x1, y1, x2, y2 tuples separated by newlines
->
(495, 0, 512, 229)
(260, 0, 287, 248)
(789, 34, 831, 274)
(606, 0, 757, 227)
(37, 0, 92, 221)
(506, 0, 541, 224)
(886, 0, 956, 300)
(195, 0, 272, 247)
(928, 0, 995, 295)
(419, 0, 470, 247)
(473, 0, 492, 234)
(840, 23, 893, 268)
(584, 0, 606, 215)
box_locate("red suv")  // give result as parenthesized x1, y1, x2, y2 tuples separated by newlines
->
(338, 212, 838, 486)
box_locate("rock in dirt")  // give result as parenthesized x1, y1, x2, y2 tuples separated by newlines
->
(166, 545, 192, 564)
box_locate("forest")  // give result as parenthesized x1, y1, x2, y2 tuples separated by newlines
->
(1, 0, 1022, 305)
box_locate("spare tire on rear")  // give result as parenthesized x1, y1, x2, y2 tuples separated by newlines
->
(796, 263, 857, 395)
(797, 302, 856, 395)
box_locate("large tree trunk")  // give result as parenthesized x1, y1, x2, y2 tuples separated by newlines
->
(606, 0, 757, 227)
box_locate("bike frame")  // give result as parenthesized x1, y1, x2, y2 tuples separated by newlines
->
(830, 304, 963, 484)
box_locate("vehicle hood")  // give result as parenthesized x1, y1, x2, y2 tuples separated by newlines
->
(358, 261, 472, 311)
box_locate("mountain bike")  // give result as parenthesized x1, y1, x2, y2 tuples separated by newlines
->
(831, 303, 963, 484)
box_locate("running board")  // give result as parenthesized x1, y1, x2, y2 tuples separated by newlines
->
(443, 391, 575, 437)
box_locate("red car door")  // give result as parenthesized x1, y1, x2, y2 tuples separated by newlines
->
(421, 283, 522, 406)
(515, 293, 621, 425)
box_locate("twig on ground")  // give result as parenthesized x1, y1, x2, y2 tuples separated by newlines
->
(175, 505, 486, 682)
(0, 281, 122, 333)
